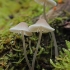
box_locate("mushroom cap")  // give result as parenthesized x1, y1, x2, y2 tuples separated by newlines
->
(10, 22, 32, 36)
(35, 0, 57, 7)
(29, 18, 55, 33)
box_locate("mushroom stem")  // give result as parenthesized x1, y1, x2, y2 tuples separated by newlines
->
(21, 31, 31, 70)
(43, 2, 47, 21)
(51, 31, 58, 57)
(29, 40, 33, 54)
(31, 31, 42, 70)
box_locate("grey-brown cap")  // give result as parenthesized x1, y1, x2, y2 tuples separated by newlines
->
(29, 18, 55, 33)
(10, 22, 32, 36)
(35, 0, 57, 7)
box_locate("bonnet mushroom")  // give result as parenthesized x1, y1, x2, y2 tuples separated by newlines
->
(10, 22, 32, 70)
(58, 0, 63, 4)
(35, 0, 57, 7)
(35, 0, 57, 20)
(29, 18, 54, 70)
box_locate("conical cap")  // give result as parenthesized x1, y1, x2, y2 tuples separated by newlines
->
(35, 0, 57, 7)
(29, 18, 55, 33)
(10, 22, 32, 36)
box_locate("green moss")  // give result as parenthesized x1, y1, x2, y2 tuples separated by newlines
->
(0, 0, 43, 34)
(0, 0, 64, 70)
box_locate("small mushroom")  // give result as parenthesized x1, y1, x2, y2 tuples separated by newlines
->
(10, 22, 32, 36)
(10, 22, 32, 70)
(35, 0, 57, 20)
(35, 0, 57, 7)
(29, 18, 54, 70)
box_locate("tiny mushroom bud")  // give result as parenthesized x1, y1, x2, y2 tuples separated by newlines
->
(10, 22, 32, 70)
(29, 18, 54, 70)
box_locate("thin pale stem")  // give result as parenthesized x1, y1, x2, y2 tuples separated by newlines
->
(21, 31, 31, 70)
(31, 32, 42, 70)
(29, 40, 33, 54)
(43, 2, 58, 57)
(43, 2, 47, 21)
(51, 31, 58, 57)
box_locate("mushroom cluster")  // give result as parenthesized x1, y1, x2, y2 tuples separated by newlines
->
(9, 0, 58, 70)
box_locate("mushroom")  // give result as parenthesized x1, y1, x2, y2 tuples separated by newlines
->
(35, 0, 57, 7)
(58, 0, 63, 4)
(10, 22, 32, 36)
(29, 18, 55, 70)
(10, 22, 32, 70)
(35, 0, 57, 20)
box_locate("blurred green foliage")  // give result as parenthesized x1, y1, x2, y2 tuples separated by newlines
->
(0, 0, 58, 34)
(0, 0, 43, 34)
